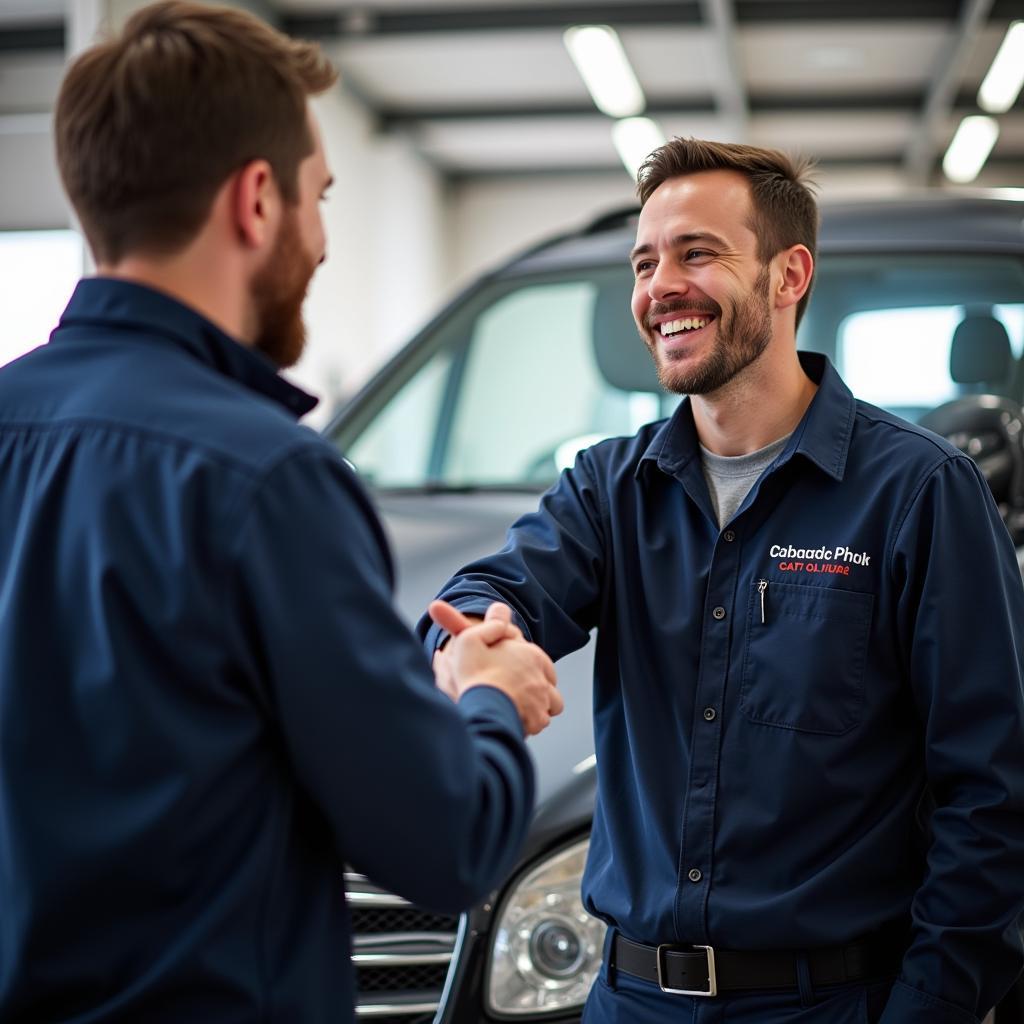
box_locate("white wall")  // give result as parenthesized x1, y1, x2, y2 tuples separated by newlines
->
(291, 91, 449, 427)
(449, 172, 636, 289)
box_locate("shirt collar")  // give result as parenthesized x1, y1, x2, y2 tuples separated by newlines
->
(637, 352, 855, 483)
(52, 277, 318, 419)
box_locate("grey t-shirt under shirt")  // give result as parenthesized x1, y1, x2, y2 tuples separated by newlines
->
(700, 433, 792, 529)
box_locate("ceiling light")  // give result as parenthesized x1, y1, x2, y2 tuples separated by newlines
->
(978, 21, 1024, 113)
(563, 25, 645, 119)
(942, 115, 999, 184)
(612, 117, 667, 181)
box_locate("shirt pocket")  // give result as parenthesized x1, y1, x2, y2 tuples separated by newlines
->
(739, 580, 874, 736)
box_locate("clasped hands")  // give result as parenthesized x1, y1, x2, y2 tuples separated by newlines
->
(428, 600, 563, 737)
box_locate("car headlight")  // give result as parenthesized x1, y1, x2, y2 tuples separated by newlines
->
(486, 837, 606, 1016)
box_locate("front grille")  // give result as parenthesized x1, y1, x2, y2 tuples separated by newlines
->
(357, 964, 451, 993)
(347, 872, 461, 1021)
(352, 907, 459, 936)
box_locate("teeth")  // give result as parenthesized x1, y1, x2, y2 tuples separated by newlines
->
(660, 316, 710, 336)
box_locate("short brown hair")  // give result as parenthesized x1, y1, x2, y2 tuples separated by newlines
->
(637, 139, 819, 327)
(55, 0, 337, 264)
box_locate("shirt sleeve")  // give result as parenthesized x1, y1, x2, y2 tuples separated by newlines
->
(226, 442, 535, 913)
(417, 448, 607, 658)
(882, 453, 1024, 1023)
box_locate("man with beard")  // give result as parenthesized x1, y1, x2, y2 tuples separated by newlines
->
(421, 139, 1024, 1023)
(0, 3, 563, 1022)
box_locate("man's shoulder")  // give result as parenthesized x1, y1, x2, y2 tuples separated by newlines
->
(0, 330, 330, 476)
(851, 399, 963, 470)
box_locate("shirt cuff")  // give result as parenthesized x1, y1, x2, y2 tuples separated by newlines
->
(878, 980, 980, 1024)
(455, 684, 523, 736)
(422, 619, 450, 656)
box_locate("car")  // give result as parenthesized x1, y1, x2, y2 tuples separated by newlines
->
(325, 194, 1024, 1023)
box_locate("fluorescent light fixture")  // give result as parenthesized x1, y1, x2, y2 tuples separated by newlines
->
(564, 25, 645, 118)
(942, 115, 999, 184)
(612, 116, 667, 181)
(978, 21, 1024, 113)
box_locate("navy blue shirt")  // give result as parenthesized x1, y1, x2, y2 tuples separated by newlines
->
(423, 353, 1024, 1023)
(0, 278, 534, 1023)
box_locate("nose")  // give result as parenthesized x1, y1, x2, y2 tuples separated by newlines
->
(647, 260, 689, 303)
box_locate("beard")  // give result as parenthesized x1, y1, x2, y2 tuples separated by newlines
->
(641, 264, 773, 396)
(250, 207, 317, 370)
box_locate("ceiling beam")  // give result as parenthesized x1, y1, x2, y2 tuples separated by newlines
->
(903, 0, 994, 183)
(283, 0, 1018, 38)
(701, 0, 748, 139)
(446, 150, 1024, 182)
(7, 1, 1019, 50)
(735, 0, 960, 18)
(375, 87, 1020, 130)
(286, 4, 701, 38)
(0, 24, 63, 51)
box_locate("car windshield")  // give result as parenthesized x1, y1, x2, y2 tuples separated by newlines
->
(332, 253, 1024, 491)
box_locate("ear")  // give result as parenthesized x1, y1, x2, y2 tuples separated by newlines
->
(232, 159, 278, 250)
(774, 244, 814, 313)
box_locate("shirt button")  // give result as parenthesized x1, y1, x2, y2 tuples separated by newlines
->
(703, 707, 716, 721)
(688, 868, 702, 883)
(723, 530, 736, 542)
(712, 606, 727, 620)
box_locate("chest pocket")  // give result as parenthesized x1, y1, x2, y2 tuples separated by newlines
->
(739, 580, 874, 736)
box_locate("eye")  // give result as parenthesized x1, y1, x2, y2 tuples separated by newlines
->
(633, 259, 656, 276)
(684, 248, 714, 262)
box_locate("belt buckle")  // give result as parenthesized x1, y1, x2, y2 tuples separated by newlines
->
(655, 943, 717, 997)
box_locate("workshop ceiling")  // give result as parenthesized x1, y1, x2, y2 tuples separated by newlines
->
(1, 0, 1022, 185)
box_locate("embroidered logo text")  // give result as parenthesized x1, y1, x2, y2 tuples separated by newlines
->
(768, 544, 872, 576)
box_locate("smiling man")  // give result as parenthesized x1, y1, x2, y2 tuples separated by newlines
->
(0, 3, 562, 1022)
(421, 139, 1024, 1023)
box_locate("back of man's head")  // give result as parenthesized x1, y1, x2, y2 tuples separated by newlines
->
(55, 0, 337, 265)
(637, 138, 819, 326)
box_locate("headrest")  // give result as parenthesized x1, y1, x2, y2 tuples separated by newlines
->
(591, 282, 663, 393)
(950, 315, 1013, 384)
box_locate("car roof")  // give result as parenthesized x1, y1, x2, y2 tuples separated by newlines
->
(507, 195, 1024, 278)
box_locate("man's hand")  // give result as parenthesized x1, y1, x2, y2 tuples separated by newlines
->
(428, 600, 563, 736)
(430, 601, 519, 699)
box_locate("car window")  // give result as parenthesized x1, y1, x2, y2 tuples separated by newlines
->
(342, 270, 670, 490)
(341, 348, 455, 489)
(337, 253, 1024, 490)
(443, 281, 660, 486)
(800, 254, 1024, 422)
(837, 304, 1023, 416)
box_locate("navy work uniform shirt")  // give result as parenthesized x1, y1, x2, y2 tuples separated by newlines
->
(422, 353, 1024, 1023)
(0, 279, 535, 1023)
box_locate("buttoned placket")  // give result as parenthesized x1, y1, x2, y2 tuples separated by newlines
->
(672, 460, 744, 941)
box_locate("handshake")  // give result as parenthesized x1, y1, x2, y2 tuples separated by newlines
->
(429, 600, 563, 737)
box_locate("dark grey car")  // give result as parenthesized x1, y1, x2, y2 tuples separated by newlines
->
(326, 195, 1024, 1024)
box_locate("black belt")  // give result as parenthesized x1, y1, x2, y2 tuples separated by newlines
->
(611, 932, 903, 997)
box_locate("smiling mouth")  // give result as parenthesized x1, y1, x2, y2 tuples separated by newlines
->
(658, 314, 716, 339)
